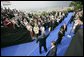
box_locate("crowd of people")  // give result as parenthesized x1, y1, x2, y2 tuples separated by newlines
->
(70, 9, 83, 34)
(1, 7, 68, 40)
(1, 7, 83, 56)
(64, 9, 83, 56)
(46, 9, 83, 56)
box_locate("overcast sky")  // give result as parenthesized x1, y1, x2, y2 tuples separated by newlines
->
(2, 1, 72, 10)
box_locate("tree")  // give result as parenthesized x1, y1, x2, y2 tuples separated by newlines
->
(67, 8, 72, 12)
(69, 1, 83, 11)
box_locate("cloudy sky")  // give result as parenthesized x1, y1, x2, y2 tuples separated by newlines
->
(2, 1, 72, 10)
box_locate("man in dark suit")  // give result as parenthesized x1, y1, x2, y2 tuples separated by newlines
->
(61, 23, 67, 35)
(70, 12, 75, 24)
(51, 20, 55, 30)
(51, 20, 54, 31)
(46, 41, 57, 56)
(55, 19, 58, 27)
(36, 30, 51, 54)
(56, 26, 65, 45)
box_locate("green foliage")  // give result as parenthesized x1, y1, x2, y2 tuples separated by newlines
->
(67, 8, 72, 12)
(40, 12, 45, 16)
(69, 1, 83, 11)
(69, 1, 76, 7)
(63, 10, 67, 13)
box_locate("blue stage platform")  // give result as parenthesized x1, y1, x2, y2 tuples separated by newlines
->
(1, 12, 74, 56)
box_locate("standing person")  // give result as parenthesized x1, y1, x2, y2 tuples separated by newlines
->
(50, 20, 53, 31)
(57, 17, 60, 25)
(54, 17, 58, 28)
(38, 21, 41, 36)
(36, 29, 51, 54)
(70, 12, 75, 24)
(46, 41, 57, 56)
(56, 26, 65, 45)
(44, 19, 47, 30)
(20, 21, 26, 29)
(52, 20, 55, 30)
(73, 18, 83, 34)
(47, 18, 50, 28)
(23, 19, 28, 27)
(26, 23, 33, 40)
(10, 17, 16, 29)
(33, 23, 39, 39)
(11, 17, 20, 29)
(61, 23, 67, 35)
(40, 25, 45, 36)
(48, 18, 51, 32)
(3, 18, 13, 29)
(17, 15, 21, 26)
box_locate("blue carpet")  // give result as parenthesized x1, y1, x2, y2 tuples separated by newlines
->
(28, 12, 74, 56)
(1, 12, 74, 56)
(1, 40, 39, 56)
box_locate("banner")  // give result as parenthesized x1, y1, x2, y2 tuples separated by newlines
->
(1, 1, 11, 6)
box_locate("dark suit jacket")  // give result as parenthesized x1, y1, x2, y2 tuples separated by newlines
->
(55, 30, 65, 45)
(58, 31, 65, 39)
(55, 20, 58, 26)
(74, 25, 81, 34)
(36, 32, 50, 46)
(46, 46, 57, 56)
(61, 25, 67, 34)
(52, 21, 55, 26)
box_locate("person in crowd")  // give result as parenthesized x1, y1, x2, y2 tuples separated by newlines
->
(73, 18, 83, 34)
(56, 17, 60, 25)
(40, 25, 45, 36)
(67, 10, 83, 38)
(54, 17, 58, 28)
(61, 23, 67, 35)
(10, 17, 16, 29)
(23, 19, 28, 27)
(26, 23, 33, 39)
(36, 29, 51, 54)
(33, 23, 39, 39)
(20, 21, 26, 29)
(48, 18, 52, 31)
(43, 19, 47, 30)
(52, 20, 55, 30)
(50, 19, 53, 31)
(1, 7, 70, 41)
(47, 17, 50, 28)
(38, 21, 41, 36)
(55, 26, 65, 45)
(3, 18, 13, 29)
(14, 12, 18, 20)
(46, 41, 57, 56)
(17, 15, 21, 26)
(11, 17, 20, 29)
(70, 12, 76, 24)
